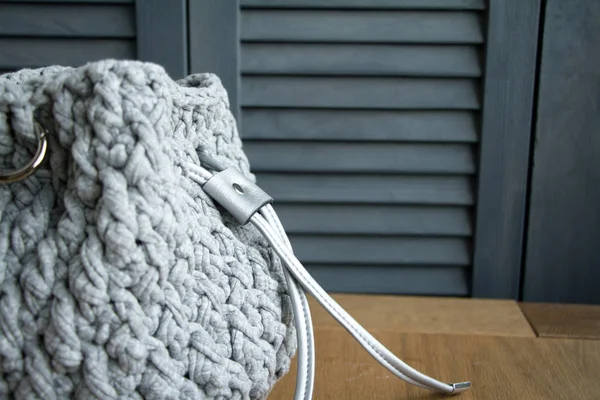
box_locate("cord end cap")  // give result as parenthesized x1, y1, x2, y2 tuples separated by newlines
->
(450, 382, 471, 394)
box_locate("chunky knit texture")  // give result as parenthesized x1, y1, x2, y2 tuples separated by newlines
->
(0, 60, 296, 399)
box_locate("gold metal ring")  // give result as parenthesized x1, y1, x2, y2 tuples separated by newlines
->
(0, 121, 48, 184)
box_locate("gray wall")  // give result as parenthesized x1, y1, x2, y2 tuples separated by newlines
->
(1, 0, 598, 304)
(522, 0, 600, 305)
(225, 0, 540, 299)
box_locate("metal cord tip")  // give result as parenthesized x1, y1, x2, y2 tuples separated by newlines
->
(450, 382, 471, 394)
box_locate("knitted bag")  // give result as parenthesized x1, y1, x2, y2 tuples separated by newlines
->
(0, 60, 470, 399)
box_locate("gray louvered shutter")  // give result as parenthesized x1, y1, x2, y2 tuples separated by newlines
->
(0, 0, 136, 74)
(2, 0, 541, 299)
(237, 0, 486, 296)
(0, 0, 187, 78)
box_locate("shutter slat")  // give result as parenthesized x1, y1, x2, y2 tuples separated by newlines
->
(0, 4, 135, 38)
(0, 38, 136, 69)
(241, 0, 485, 10)
(256, 174, 474, 205)
(242, 44, 481, 77)
(245, 142, 476, 174)
(1, 0, 133, 3)
(241, 10, 483, 44)
(242, 77, 480, 109)
(291, 236, 470, 265)
(306, 265, 469, 296)
(275, 204, 472, 236)
(241, 109, 478, 142)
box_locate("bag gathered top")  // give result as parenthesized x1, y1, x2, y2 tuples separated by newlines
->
(0, 60, 471, 399)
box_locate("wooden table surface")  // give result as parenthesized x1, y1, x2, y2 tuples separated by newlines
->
(268, 294, 600, 400)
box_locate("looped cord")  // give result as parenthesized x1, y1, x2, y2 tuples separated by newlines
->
(186, 161, 471, 397)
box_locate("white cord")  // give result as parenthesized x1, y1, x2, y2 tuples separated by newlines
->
(186, 162, 316, 399)
(185, 162, 212, 184)
(260, 205, 315, 400)
(186, 160, 469, 395)
(251, 213, 459, 394)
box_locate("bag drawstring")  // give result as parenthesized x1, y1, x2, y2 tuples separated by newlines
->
(0, 138, 471, 397)
(190, 158, 471, 397)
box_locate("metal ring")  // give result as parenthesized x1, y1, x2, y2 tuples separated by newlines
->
(0, 121, 48, 184)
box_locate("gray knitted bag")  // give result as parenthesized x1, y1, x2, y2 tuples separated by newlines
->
(0, 60, 471, 399)
(0, 60, 298, 399)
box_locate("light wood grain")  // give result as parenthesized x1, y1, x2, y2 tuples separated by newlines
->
(307, 294, 535, 337)
(520, 302, 600, 340)
(270, 330, 600, 399)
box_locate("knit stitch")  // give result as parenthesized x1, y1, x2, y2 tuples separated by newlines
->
(0, 60, 296, 399)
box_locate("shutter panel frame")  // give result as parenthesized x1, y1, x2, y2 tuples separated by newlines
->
(471, 0, 542, 299)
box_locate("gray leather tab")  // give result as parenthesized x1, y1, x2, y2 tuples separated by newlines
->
(203, 167, 273, 225)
